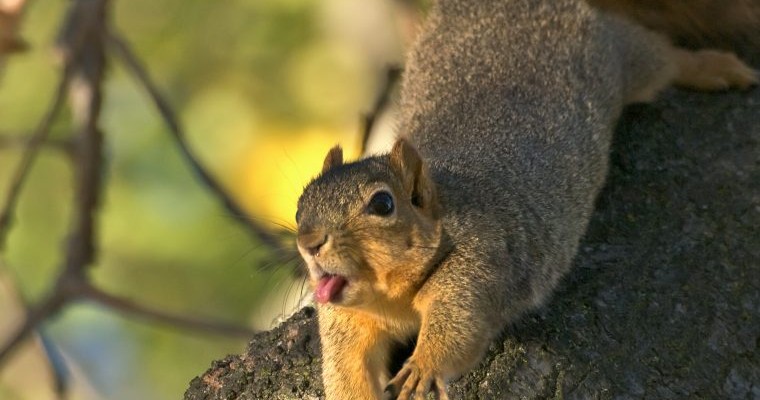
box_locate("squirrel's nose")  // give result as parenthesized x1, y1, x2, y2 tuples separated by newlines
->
(298, 231, 328, 256)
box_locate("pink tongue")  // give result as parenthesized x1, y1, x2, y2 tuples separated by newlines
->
(315, 275, 347, 304)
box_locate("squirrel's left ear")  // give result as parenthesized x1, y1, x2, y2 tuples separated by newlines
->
(321, 145, 343, 173)
(389, 138, 439, 217)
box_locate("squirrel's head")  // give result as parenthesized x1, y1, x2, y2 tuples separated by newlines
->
(296, 139, 443, 309)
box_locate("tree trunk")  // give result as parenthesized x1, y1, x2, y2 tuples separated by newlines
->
(185, 56, 760, 400)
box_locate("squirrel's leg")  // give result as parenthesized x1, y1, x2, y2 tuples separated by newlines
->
(319, 305, 392, 400)
(626, 45, 758, 103)
(670, 47, 758, 91)
(383, 294, 493, 400)
(383, 257, 504, 400)
(605, 13, 758, 104)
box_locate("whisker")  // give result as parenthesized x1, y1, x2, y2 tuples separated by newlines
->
(211, 210, 298, 234)
(298, 274, 310, 306)
(281, 273, 301, 319)
(256, 252, 301, 273)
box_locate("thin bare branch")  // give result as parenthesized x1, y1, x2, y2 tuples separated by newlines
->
(0, 0, 100, 253)
(2, 0, 267, 389)
(35, 330, 70, 400)
(0, 290, 67, 367)
(106, 31, 290, 255)
(0, 0, 109, 371)
(0, 134, 74, 152)
(0, 70, 70, 252)
(59, 0, 107, 275)
(0, 265, 71, 396)
(81, 284, 256, 337)
(360, 66, 402, 155)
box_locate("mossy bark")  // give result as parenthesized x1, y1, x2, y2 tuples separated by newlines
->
(185, 63, 760, 400)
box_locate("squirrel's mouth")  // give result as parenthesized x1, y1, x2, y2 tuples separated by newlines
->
(314, 274, 348, 304)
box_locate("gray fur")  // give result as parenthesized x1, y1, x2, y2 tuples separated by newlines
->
(398, 0, 669, 311)
(296, 0, 683, 397)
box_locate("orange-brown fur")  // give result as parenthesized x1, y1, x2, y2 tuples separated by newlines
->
(672, 48, 758, 90)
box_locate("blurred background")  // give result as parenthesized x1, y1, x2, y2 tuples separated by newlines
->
(0, 0, 421, 398)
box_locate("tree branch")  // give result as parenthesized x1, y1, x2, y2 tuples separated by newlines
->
(106, 31, 290, 256)
(0, 265, 71, 398)
(81, 284, 256, 338)
(0, 289, 67, 367)
(35, 330, 70, 400)
(0, 0, 109, 369)
(0, 70, 70, 252)
(57, 0, 108, 275)
(1, 2, 264, 375)
(185, 86, 760, 400)
(0, 134, 74, 153)
(360, 66, 401, 155)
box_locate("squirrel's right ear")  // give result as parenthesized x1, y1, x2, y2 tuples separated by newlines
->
(322, 145, 343, 173)
(389, 138, 439, 217)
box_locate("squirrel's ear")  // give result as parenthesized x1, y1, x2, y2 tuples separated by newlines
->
(389, 138, 439, 216)
(322, 145, 343, 173)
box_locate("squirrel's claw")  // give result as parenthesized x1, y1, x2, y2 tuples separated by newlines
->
(382, 384, 399, 400)
(384, 359, 448, 400)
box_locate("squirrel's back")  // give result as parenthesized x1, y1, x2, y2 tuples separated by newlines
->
(398, 0, 668, 297)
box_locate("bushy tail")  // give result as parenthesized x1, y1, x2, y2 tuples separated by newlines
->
(588, 0, 760, 49)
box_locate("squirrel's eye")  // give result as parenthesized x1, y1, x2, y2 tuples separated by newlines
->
(295, 209, 302, 224)
(367, 191, 394, 216)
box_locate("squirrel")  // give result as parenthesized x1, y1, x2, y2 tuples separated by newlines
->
(295, 0, 758, 399)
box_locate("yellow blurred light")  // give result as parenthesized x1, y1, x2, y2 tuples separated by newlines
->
(235, 126, 359, 230)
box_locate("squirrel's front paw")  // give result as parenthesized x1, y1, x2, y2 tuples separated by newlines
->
(382, 359, 449, 400)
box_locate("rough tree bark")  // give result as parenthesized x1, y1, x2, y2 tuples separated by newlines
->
(184, 54, 760, 399)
